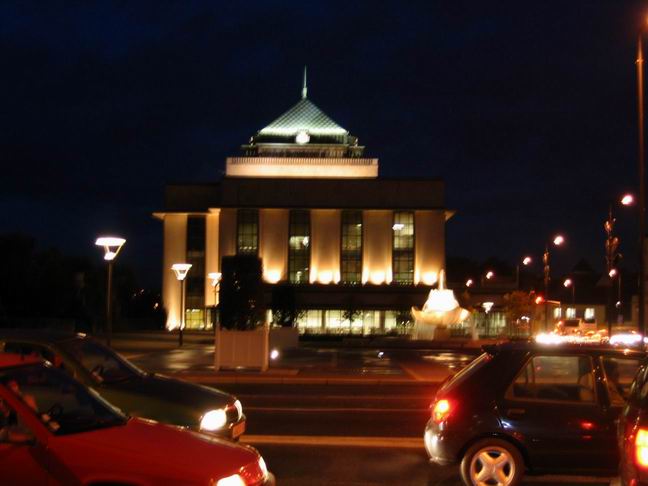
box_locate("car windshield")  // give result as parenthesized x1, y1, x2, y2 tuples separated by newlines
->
(1, 364, 127, 435)
(58, 338, 143, 384)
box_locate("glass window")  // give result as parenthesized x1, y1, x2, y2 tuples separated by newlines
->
(1, 364, 126, 436)
(510, 355, 596, 403)
(566, 308, 576, 319)
(237, 209, 258, 255)
(186, 216, 205, 318)
(601, 356, 642, 406)
(392, 212, 414, 284)
(584, 308, 595, 322)
(553, 308, 562, 319)
(341, 211, 362, 284)
(289, 210, 310, 284)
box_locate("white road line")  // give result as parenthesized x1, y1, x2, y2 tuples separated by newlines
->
(241, 435, 423, 449)
(245, 406, 429, 413)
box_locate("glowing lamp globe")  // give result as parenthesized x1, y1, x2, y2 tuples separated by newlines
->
(95, 236, 126, 261)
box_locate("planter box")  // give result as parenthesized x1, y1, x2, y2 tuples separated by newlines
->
(215, 326, 269, 371)
(269, 327, 300, 350)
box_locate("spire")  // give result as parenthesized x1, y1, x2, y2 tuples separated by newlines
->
(301, 66, 308, 99)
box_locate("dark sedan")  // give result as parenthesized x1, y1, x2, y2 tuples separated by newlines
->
(425, 341, 644, 485)
(0, 330, 246, 440)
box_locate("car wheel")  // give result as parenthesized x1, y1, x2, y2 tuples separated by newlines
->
(460, 438, 524, 486)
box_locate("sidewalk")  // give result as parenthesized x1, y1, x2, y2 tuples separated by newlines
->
(112, 332, 480, 385)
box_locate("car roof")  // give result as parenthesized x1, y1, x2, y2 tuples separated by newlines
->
(0, 329, 82, 343)
(484, 340, 647, 358)
(0, 353, 43, 369)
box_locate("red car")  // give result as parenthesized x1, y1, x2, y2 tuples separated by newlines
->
(0, 354, 274, 485)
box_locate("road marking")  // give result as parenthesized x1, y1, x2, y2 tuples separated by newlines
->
(245, 406, 429, 413)
(237, 394, 431, 401)
(241, 435, 423, 449)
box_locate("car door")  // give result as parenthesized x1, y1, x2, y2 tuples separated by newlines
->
(497, 353, 615, 473)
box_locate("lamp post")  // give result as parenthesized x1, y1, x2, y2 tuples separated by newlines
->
(610, 268, 623, 324)
(637, 26, 647, 336)
(516, 256, 533, 289)
(563, 278, 575, 305)
(171, 263, 192, 347)
(95, 236, 126, 347)
(207, 272, 222, 329)
(543, 235, 565, 331)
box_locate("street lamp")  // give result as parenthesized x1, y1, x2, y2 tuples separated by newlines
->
(465, 278, 474, 288)
(563, 278, 575, 305)
(95, 236, 126, 347)
(516, 256, 533, 289)
(208, 272, 222, 329)
(171, 263, 192, 347)
(543, 234, 565, 330)
(637, 25, 647, 337)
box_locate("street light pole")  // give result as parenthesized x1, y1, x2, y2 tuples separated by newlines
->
(208, 272, 222, 330)
(95, 236, 126, 347)
(171, 263, 192, 347)
(637, 32, 646, 336)
(543, 235, 565, 331)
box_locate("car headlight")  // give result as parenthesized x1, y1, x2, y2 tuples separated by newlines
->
(216, 457, 268, 486)
(200, 409, 228, 431)
(234, 399, 243, 419)
(216, 474, 246, 486)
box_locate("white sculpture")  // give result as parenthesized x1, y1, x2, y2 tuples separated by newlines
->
(411, 270, 470, 339)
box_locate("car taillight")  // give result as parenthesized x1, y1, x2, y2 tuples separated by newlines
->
(636, 428, 648, 468)
(432, 399, 452, 423)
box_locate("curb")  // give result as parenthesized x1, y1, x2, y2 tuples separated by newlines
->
(170, 373, 442, 385)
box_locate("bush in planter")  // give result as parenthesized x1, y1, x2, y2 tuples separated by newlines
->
(270, 283, 304, 327)
(219, 255, 265, 330)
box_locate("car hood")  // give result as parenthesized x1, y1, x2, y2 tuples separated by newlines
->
(49, 418, 259, 483)
(109, 373, 232, 407)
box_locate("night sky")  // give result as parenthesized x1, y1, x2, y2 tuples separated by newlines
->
(2, 1, 647, 288)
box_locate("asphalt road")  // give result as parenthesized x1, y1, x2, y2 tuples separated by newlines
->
(214, 383, 613, 486)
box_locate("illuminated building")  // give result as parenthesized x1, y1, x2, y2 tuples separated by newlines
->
(154, 77, 453, 333)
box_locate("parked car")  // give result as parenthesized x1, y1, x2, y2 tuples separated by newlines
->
(618, 359, 648, 485)
(0, 330, 246, 440)
(0, 353, 273, 485)
(424, 341, 645, 485)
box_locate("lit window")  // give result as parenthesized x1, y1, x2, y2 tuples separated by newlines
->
(566, 308, 576, 319)
(393, 212, 414, 284)
(553, 308, 562, 319)
(584, 308, 595, 322)
(341, 211, 362, 284)
(237, 209, 258, 255)
(185, 215, 206, 328)
(289, 210, 310, 284)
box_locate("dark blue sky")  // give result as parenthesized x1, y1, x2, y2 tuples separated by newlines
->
(1, 1, 646, 287)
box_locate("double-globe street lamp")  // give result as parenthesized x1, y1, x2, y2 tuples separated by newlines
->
(171, 263, 192, 347)
(95, 236, 126, 347)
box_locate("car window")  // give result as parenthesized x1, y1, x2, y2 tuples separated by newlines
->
(438, 352, 491, 395)
(601, 356, 642, 406)
(3, 342, 55, 363)
(0, 364, 126, 436)
(509, 355, 596, 403)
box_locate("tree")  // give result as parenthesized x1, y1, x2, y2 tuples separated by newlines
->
(271, 283, 304, 327)
(219, 255, 265, 330)
(503, 291, 534, 336)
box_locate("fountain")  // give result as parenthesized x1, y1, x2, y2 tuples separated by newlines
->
(411, 270, 470, 339)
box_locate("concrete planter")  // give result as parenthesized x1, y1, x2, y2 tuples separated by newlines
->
(269, 326, 300, 350)
(215, 325, 269, 371)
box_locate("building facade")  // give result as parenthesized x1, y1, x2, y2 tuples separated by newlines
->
(155, 84, 452, 334)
